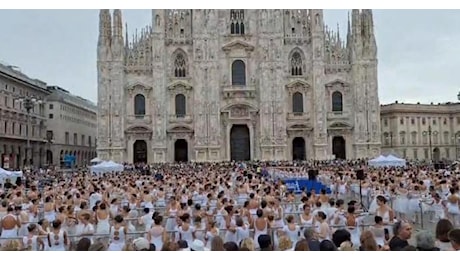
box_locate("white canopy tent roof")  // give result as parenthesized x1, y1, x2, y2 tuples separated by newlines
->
(90, 157, 102, 163)
(368, 154, 406, 167)
(90, 161, 124, 174)
(0, 168, 23, 185)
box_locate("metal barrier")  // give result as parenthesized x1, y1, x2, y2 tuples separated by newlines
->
(0, 223, 383, 250)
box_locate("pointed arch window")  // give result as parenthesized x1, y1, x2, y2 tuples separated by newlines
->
(175, 94, 186, 118)
(230, 10, 245, 35)
(331, 91, 343, 112)
(231, 60, 246, 86)
(134, 94, 146, 117)
(291, 52, 303, 76)
(174, 53, 187, 77)
(292, 92, 304, 114)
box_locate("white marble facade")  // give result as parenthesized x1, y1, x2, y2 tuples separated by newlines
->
(96, 9, 381, 163)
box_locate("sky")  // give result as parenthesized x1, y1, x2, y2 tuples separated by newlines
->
(0, 9, 458, 105)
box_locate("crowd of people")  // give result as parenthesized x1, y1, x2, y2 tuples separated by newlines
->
(0, 160, 460, 251)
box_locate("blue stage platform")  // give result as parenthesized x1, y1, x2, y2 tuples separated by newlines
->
(283, 178, 332, 194)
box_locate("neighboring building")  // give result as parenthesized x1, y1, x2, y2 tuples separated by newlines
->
(0, 63, 49, 169)
(380, 101, 460, 161)
(97, 9, 380, 163)
(44, 86, 97, 167)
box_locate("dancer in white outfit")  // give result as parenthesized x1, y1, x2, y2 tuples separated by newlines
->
(147, 214, 165, 251)
(107, 215, 127, 251)
(0, 206, 20, 247)
(47, 220, 68, 251)
(95, 203, 111, 234)
(22, 224, 43, 251)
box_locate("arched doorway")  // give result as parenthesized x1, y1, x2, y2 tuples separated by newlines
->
(133, 140, 147, 164)
(332, 136, 346, 160)
(433, 147, 440, 162)
(230, 125, 250, 161)
(46, 150, 53, 165)
(292, 137, 306, 161)
(174, 139, 188, 162)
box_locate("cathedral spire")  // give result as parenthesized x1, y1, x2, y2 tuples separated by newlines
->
(98, 10, 111, 46)
(113, 9, 123, 38)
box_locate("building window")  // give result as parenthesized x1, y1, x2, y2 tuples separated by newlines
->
(446, 148, 450, 158)
(400, 132, 406, 145)
(383, 132, 389, 146)
(65, 132, 69, 144)
(19, 124, 22, 136)
(292, 92, 304, 114)
(88, 136, 92, 147)
(433, 119, 437, 125)
(81, 135, 85, 146)
(424, 148, 429, 159)
(173, 52, 187, 77)
(290, 52, 303, 76)
(230, 10, 245, 35)
(444, 118, 447, 125)
(134, 94, 146, 116)
(175, 94, 186, 118)
(400, 118, 404, 125)
(444, 131, 449, 145)
(383, 119, 388, 127)
(331, 91, 343, 112)
(413, 149, 418, 159)
(422, 134, 428, 145)
(433, 131, 439, 144)
(231, 60, 246, 86)
(73, 133, 78, 145)
(422, 118, 426, 125)
(411, 131, 417, 145)
(402, 149, 407, 158)
(49, 114, 54, 119)
(12, 122, 15, 135)
(49, 104, 53, 109)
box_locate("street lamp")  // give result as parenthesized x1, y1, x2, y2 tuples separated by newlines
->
(422, 125, 433, 162)
(14, 97, 43, 169)
(45, 130, 54, 165)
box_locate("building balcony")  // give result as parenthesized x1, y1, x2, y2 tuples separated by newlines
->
(222, 85, 256, 99)
(287, 112, 311, 121)
(169, 114, 193, 124)
(327, 111, 351, 120)
(126, 115, 152, 125)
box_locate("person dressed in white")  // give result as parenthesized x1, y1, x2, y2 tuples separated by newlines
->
(138, 207, 154, 237)
(95, 203, 111, 234)
(47, 220, 68, 251)
(107, 215, 127, 251)
(0, 206, 21, 246)
(204, 221, 220, 249)
(147, 214, 165, 251)
(22, 223, 44, 251)
(315, 211, 331, 242)
(253, 209, 268, 249)
(446, 188, 460, 226)
(281, 215, 300, 247)
(76, 212, 95, 243)
(178, 213, 195, 245)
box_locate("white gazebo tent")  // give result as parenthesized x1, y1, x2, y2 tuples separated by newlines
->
(90, 157, 103, 166)
(0, 168, 23, 185)
(90, 161, 124, 175)
(368, 155, 389, 167)
(368, 154, 406, 168)
(90, 157, 102, 163)
(385, 154, 406, 167)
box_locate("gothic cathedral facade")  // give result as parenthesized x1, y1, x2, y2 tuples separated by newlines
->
(96, 9, 381, 163)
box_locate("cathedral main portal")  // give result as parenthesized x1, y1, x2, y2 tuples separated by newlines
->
(133, 140, 147, 163)
(230, 125, 250, 161)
